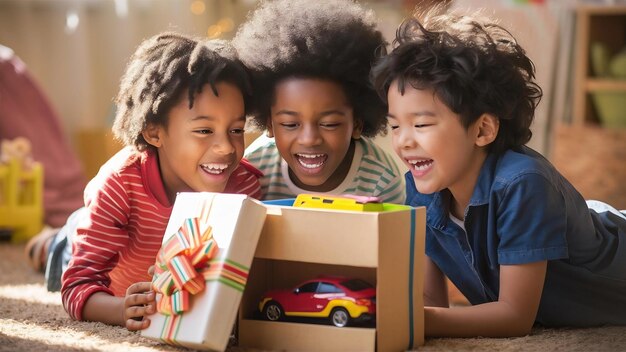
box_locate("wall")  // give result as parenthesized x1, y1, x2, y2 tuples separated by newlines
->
(0, 0, 256, 177)
(0, 0, 563, 179)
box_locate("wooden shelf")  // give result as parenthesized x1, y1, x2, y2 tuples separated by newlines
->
(577, 5, 626, 15)
(585, 79, 626, 91)
(572, 6, 626, 126)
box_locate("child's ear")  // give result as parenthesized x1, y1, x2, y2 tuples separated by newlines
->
(142, 123, 163, 148)
(351, 119, 363, 139)
(266, 120, 274, 138)
(475, 113, 499, 147)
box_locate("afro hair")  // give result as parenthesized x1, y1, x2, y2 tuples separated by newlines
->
(233, 0, 388, 137)
(112, 32, 252, 151)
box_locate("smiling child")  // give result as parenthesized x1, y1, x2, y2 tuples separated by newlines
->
(233, 0, 404, 203)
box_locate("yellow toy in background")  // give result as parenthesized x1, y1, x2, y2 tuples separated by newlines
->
(0, 137, 44, 243)
(293, 194, 384, 212)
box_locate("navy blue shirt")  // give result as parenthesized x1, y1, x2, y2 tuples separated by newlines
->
(406, 146, 626, 326)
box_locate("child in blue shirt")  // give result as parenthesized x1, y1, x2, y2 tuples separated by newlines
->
(371, 9, 626, 337)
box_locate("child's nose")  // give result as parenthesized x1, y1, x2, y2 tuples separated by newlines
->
(212, 134, 235, 155)
(297, 125, 322, 146)
(397, 128, 417, 149)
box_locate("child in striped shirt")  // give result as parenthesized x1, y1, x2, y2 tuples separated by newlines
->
(30, 33, 262, 331)
(233, 0, 405, 203)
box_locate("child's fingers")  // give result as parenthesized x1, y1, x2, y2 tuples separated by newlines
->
(125, 316, 150, 331)
(126, 281, 153, 296)
(126, 303, 155, 318)
(123, 285, 156, 330)
(125, 292, 155, 313)
(124, 303, 155, 331)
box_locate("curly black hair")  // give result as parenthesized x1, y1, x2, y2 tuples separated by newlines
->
(371, 8, 542, 154)
(232, 0, 388, 138)
(112, 32, 252, 151)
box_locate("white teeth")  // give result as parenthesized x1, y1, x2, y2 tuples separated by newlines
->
(408, 159, 432, 171)
(201, 163, 228, 174)
(296, 153, 325, 169)
(298, 159, 324, 169)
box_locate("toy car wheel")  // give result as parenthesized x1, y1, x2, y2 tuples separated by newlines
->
(263, 301, 283, 321)
(330, 307, 350, 327)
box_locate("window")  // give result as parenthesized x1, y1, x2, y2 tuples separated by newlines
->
(318, 282, 343, 294)
(298, 282, 319, 293)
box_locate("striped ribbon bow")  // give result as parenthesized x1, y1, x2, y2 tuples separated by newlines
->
(151, 214, 218, 315)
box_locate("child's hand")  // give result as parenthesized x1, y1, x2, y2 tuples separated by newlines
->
(123, 282, 156, 331)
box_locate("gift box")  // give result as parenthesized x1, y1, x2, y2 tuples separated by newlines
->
(141, 192, 267, 351)
(238, 198, 425, 352)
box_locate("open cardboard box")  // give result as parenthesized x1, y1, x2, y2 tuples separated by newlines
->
(238, 200, 425, 351)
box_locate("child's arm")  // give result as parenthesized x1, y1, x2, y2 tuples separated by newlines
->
(82, 282, 156, 330)
(425, 261, 547, 337)
(61, 167, 162, 329)
(424, 256, 449, 307)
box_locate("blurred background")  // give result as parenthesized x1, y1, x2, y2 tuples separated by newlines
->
(1, 0, 625, 208)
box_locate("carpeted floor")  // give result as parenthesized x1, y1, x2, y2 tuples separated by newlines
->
(2, 242, 626, 352)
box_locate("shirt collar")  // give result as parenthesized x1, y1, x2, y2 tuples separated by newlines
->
(469, 152, 497, 207)
(141, 148, 171, 208)
(411, 152, 497, 230)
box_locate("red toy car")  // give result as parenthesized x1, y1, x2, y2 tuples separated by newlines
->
(258, 276, 376, 327)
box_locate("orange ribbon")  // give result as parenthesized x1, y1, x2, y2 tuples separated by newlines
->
(151, 216, 218, 315)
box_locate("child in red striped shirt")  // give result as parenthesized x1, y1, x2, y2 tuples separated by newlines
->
(30, 32, 262, 330)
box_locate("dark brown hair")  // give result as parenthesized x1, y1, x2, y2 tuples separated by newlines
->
(113, 32, 251, 151)
(371, 8, 542, 154)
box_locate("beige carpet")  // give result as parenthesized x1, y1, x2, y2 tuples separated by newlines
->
(2, 242, 625, 352)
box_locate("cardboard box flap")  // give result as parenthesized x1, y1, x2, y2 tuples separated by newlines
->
(256, 199, 414, 267)
(378, 207, 425, 350)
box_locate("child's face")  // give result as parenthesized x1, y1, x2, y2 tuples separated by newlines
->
(387, 80, 486, 197)
(269, 78, 362, 191)
(150, 82, 246, 201)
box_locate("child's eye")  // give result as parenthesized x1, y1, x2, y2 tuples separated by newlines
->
(320, 123, 341, 129)
(414, 124, 431, 128)
(230, 128, 245, 135)
(195, 129, 213, 135)
(389, 125, 399, 130)
(279, 123, 299, 129)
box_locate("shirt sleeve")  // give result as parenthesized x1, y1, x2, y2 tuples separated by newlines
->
(377, 172, 406, 204)
(496, 172, 569, 265)
(61, 173, 131, 321)
(363, 140, 406, 204)
(224, 162, 263, 200)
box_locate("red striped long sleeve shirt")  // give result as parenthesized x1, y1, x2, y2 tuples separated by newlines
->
(61, 147, 262, 320)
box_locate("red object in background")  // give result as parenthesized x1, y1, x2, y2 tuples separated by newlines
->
(259, 276, 376, 327)
(0, 46, 86, 227)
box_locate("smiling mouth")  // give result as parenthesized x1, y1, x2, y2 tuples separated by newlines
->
(408, 159, 433, 171)
(200, 163, 229, 174)
(295, 153, 327, 169)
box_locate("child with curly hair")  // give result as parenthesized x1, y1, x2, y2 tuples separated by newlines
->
(233, 0, 404, 203)
(371, 8, 626, 337)
(42, 33, 262, 330)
